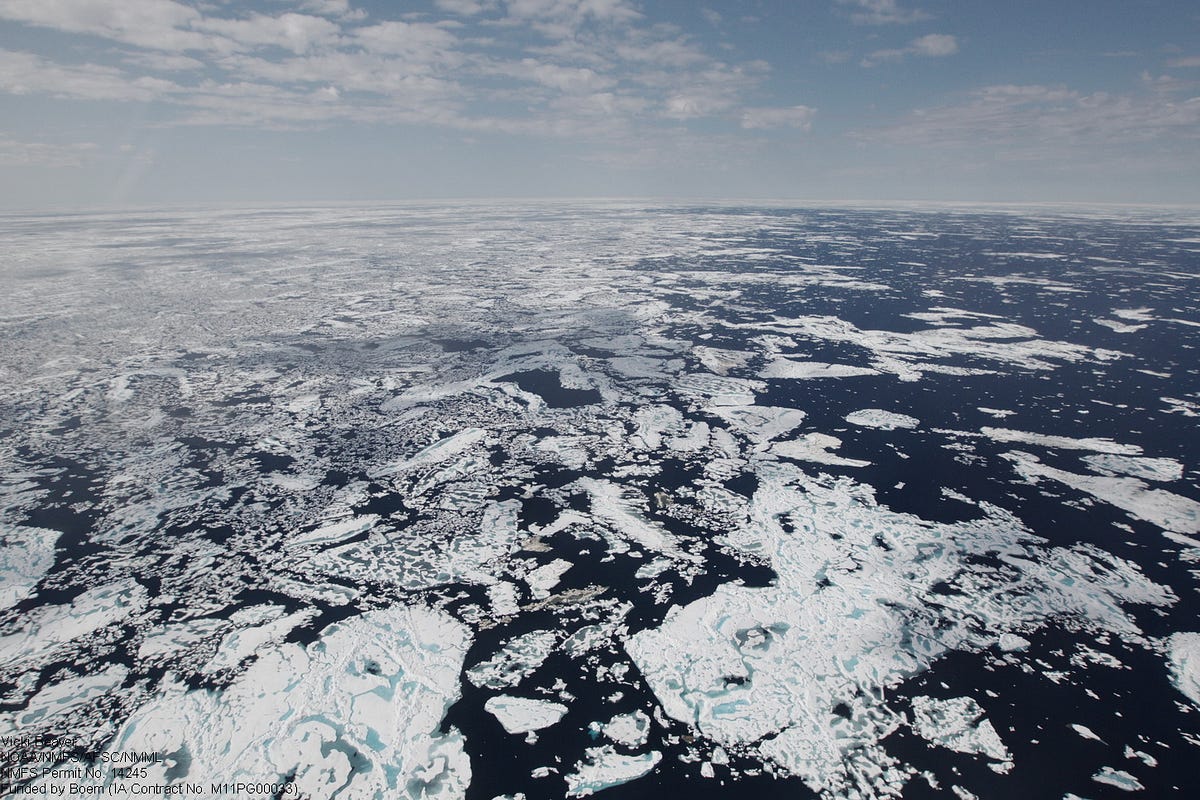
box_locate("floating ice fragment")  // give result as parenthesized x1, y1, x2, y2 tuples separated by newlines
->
(564, 746, 661, 798)
(1094, 318, 1147, 333)
(0, 525, 59, 610)
(1081, 454, 1183, 483)
(982, 427, 1142, 455)
(371, 428, 489, 476)
(1166, 631, 1200, 708)
(1071, 724, 1105, 743)
(910, 696, 1011, 763)
(202, 608, 317, 674)
(467, 630, 561, 689)
(602, 710, 651, 748)
(1005, 451, 1200, 534)
(760, 358, 880, 380)
(1, 664, 128, 733)
(693, 346, 754, 375)
(289, 514, 379, 549)
(91, 604, 471, 800)
(525, 559, 572, 600)
(709, 405, 808, 445)
(771, 433, 871, 467)
(845, 409, 919, 430)
(1092, 766, 1144, 791)
(577, 478, 699, 562)
(485, 695, 568, 735)
(997, 633, 1030, 652)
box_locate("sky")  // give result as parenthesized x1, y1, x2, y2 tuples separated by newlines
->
(0, 0, 1198, 207)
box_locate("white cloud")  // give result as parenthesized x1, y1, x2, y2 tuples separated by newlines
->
(741, 105, 816, 130)
(435, 0, 496, 14)
(838, 0, 928, 25)
(0, 136, 97, 167)
(1168, 55, 1200, 68)
(122, 51, 207, 72)
(614, 38, 708, 67)
(503, 0, 642, 39)
(0, 0, 208, 50)
(857, 83, 1200, 152)
(0, 48, 179, 101)
(493, 58, 616, 92)
(862, 33, 957, 66)
(352, 20, 460, 62)
(194, 13, 341, 55)
(910, 33, 957, 56)
(295, 0, 365, 19)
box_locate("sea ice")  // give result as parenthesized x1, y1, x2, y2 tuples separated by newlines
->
(601, 710, 651, 747)
(485, 695, 569, 735)
(845, 409, 920, 430)
(563, 746, 662, 798)
(467, 630, 561, 689)
(0, 525, 58, 610)
(79, 604, 472, 800)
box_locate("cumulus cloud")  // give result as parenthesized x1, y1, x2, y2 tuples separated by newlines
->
(0, 0, 781, 149)
(0, 48, 179, 101)
(862, 33, 957, 66)
(0, 136, 96, 167)
(194, 13, 341, 55)
(434, 0, 496, 14)
(740, 105, 816, 130)
(857, 83, 1200, 152)
(838, 0, 928, 25)
(0, 0, 208, 50)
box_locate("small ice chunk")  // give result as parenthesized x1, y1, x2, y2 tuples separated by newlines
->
(844, 409, 919, 430)
(0, 526, 59, 610)
(602, 710, 651, 748)
(983, 427, 1141, 455)
(202, 609, 316, 674)
(910, 696, 1011, 763)
(525, 559, 572, 600)
(1092, 766, 1144, 791)
(289, 515, 378, 549)
(467, 630, 560, 689)
(761, 359, 879, 380)
(564, 746, 661, 798)
(1081, 454, 1183, 483)
(771, 433, 871, 467)
(485, 695, 568, 735)
(997, 633, 1030, 652)
(489, 581, 521, 617)
(1166, 631, 1200, 708)
(1071, 724, 1105, 743)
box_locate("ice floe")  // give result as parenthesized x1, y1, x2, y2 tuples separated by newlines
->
(1092, 766, 1145, 791)
(0, 525, 58, 609)
(1004, 451, 1200, 534)
(760, 358, 881, 380)
(600, 710, 651, 747)
(467, 630, 561, 689)
(563, 746, 662, 798)
(485, 695, 569, 735)
(909, 696, 1011, 765)
(771, 433, 871, 467)
(59, 604, 471, 799)
(627, 462, 1173, 798)
(845, 409, 919, 430)
(1166, 631, 1200, 708)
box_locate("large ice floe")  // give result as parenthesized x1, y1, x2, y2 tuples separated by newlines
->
(33, 604, 471, 799)
(626, 461, 1173, 797)
(1, 203, 1199, 799)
